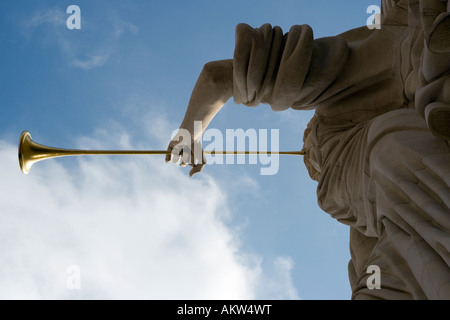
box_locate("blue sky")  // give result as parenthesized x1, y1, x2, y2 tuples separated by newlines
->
(0, 0, 380, 299)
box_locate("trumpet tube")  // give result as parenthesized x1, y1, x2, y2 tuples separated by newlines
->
(18, 131, 305, 174)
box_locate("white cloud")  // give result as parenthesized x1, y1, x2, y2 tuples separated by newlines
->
(23, 7, 66, 29)
(21, 7, 137, 70)
(0, 126, 299, 299)
(73, 54, 109, 70)
(257, 257, 301, 300)
(113, 18, 139, 37)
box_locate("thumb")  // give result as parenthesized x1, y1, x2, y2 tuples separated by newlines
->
(189, 163, 205, 177)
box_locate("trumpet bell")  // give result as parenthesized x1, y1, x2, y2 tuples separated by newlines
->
(18, 131, 67, 175)
(18, 131, 34, 174)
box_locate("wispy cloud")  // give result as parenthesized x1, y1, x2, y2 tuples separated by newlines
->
(73, 54, 109, 70)
(0, 121, 299, 299)
(21, 7, 137, 70)
(113, 18, 139, 37)
(23, 7, 66, 29)
(257, 257, 301, 300)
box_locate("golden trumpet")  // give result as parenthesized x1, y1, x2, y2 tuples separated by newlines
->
(18, 131, 305, 174)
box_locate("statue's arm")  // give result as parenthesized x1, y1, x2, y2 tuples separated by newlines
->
(166, 59, 233, 176)
(178, 59, 233, 140)
(166, 23, 352, 176)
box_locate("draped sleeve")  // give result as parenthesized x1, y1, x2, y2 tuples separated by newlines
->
(232, 23, 350, 111)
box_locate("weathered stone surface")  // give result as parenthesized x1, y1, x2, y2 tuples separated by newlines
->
(168, 0, 450, 299)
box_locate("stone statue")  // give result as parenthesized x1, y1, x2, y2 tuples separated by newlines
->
(166, 0, 450, 299)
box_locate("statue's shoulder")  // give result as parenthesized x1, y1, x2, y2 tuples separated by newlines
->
(336, 0, 410, 42)
(381, 0, 409, 26)
(337, 26, 374, 43)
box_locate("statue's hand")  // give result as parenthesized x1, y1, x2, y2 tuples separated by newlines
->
(164, 59, 233, 177)
(165, 129, 206, 177)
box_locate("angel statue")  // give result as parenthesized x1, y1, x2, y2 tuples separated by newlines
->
(166, 0, 450, 299)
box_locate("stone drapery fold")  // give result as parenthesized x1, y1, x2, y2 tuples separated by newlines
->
(233, 23, 350, 111)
